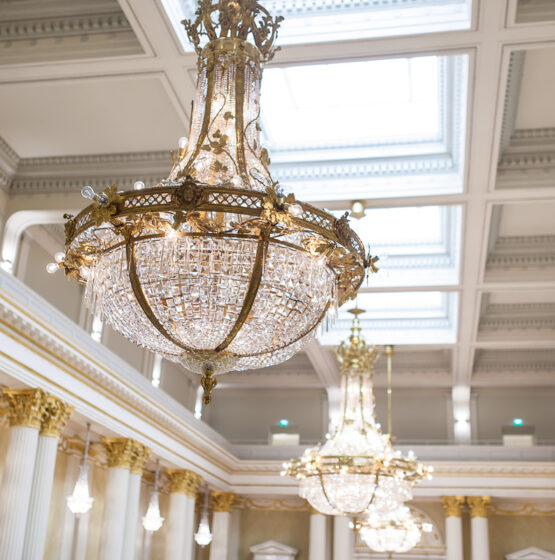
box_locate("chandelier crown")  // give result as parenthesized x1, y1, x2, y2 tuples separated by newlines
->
(335, 309, 379, 373)
(183, 0, 284, 62)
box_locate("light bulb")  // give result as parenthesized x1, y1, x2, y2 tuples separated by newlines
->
(288, 204, 303, 217)
(80, 267, 90, 279)
(81, 185, 96, 200)
(46, 263, 59, 274)
(54, 251, 65, 263)
(134, 181, 145, 190)
(178, 136, 188, 149)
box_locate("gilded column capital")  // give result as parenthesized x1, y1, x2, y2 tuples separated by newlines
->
(166, 469, 202, 497)
(102, 438, 137, 469)
(467, 496, 491, 518)
(2, 388, 45, 429)
(129, 442, 151, 475)
(40, 395, 74, 438)
(441, 495, 466, 517)
(211, 492, 236, 513)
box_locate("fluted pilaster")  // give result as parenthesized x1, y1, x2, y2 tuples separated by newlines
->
(122, 442, 151, 560)
(22, 395, 73, 560)
(309, 509, 328, 560)
(0, 388, 44, 560)
(165, 469, 202, 560)
(99, 438, 136, 560)
(210, 492, 236, 560)
(468, 496, 491, 560)
(441, 496, 465, 560)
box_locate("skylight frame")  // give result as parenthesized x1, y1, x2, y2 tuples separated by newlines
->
(165, 0, 473, 51)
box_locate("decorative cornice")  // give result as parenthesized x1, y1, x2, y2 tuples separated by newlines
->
(102, 437, 137, 470)
(2, 388, 45, 429)
(441, 495, 465, 517)
(166, 469, 202, 496)
(211, 491, 237, 513)
(0, 14, 132, 41)
(467, 496, 491, 518)
(487, 236, 555, 271)
(40, 395, 74, 438)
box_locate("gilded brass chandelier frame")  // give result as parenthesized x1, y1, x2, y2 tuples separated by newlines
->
(64, 180, 367, 357)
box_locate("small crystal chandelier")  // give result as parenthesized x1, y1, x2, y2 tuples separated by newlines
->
(142, 460, 165, 532)
(283, 310, 430, 516)
(55, 0, 371, 405)
(67, 423, 94, 515)
(352, 505, 432, 553)
(195, 489, 213, 547)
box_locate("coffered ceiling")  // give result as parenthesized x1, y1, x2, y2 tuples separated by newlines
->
(0, 0, 554, 448)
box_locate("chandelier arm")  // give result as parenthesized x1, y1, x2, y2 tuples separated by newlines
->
(214, 231, 268, 351)
(125, 237, 197, 354)
(234, 55, 249, 182)
(318, 471, 336, 513)
(182, 55, 217, 176)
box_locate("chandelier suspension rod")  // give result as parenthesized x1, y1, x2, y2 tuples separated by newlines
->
(385, 345, 394, 436)
(83, 422, 91, 465)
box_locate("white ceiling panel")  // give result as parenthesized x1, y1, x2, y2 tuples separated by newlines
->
(0, 76, 186, 158)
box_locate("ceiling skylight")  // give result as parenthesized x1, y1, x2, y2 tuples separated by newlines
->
(264, 54, 468, 201)
(261, 57, 441, 150)
(319, 291, 458, 346)
(165, 0, 472, 49)
(334, 205, 462, 287)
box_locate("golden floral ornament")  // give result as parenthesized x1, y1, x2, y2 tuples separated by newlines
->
(57, 0, 371, 405)
(166, 469, 203, 497)
(40, 395, 74, 438)
(211, 492, 237, 513)
(441, 496, 465, 518)
(2, 388, 45, 430)
(467, 496, 491, 518)
(102, 438, 138, 470)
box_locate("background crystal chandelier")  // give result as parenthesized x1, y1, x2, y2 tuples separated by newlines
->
(194, 488, 213, 547)
(352, 504, 432, 553)
(67, 423, 94, 516)
(57, 0, 370, 404)
(283, 310, 430, 516)
(142, 460, 165, 532)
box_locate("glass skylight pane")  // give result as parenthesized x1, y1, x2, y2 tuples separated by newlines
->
(261, 57, 441, 150)
(347, 206, 444, 254)
(165, 0, 472, 50)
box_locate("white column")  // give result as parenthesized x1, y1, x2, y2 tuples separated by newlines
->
(23, 396, 73, 560)
(333, 516, 353, 560)
(165, 470, 202, 560)
(441, 496, 465, 560)
(468, 497, 491, 560)
(209, 493, 236, 560)
(0, 389, 44, 560)
(309, 511, 328, 560)
(99, 438, 135, 560)
(122, 443, 151, 560)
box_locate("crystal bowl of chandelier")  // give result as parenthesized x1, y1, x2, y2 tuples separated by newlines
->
(352, 504, 434, 553)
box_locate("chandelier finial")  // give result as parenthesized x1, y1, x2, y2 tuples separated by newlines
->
(183, 0, 284, 62)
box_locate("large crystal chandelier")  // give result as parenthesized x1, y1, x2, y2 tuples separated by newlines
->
(283, 310, 430, 516)
(67, 423, 94, 516)
(57, 0, 370, 404)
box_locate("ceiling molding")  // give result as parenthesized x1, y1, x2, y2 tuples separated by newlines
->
(0, 0, 142, 63)
(0, 136, 19, 192)
(486, 235, 555, 275)
(498, 51, 526, 162)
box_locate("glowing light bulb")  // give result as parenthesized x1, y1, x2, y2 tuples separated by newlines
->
(288, 204, 303, 217)
(46, 263, 59, 274)
(54, 251, 65, 263)
(134, 181, 145, 191)
(81, 185, 95, 200)
(178, 136, 188, 149)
